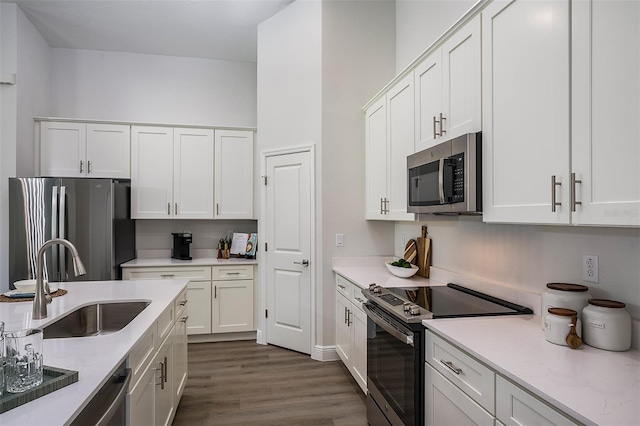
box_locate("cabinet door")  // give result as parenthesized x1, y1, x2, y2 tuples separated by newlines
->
(186, 281, 212, 335)
(350, 306, 367, 394)
(40, 121, 86, 177)
(154, 335, 174, 426)
(86, 123, 131, 179)
(128, 362, 156, 426)
(212, 280, 254, 333)
(572, 0, 640, 226)
(214, 130, 254, 219)
(425, 364, 494, 426)
(365, 97, 388, 219)
(415, 50, 443, 152)
(173, 128, 214, 219)
(335, 292, 351, 365)
(131, 126, 174, 219)
(386, 73, 416, 221)
(173, 308, 188, 402)
(482, 0, 571, 224)
(442, 15, 481, 141)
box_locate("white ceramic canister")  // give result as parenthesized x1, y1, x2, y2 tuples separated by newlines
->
(541, 283, 592, 329)
(582, 299, 632, 351)
(544, 308, 582, 347)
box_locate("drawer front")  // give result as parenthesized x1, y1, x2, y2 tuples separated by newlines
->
(426, 330, 495, 414)
(349, 282, 367, 313)
(128, 326, 156, 389)
(175, 287, 188, 317)
(336, 274, 351, 299)
(123, 266, 212, 281)
(496, 376, 578, 426)
(212, 264, 253, 280)
(157, 303, 174, 342)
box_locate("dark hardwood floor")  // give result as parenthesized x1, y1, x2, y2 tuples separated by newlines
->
(173, 340, 367, 425)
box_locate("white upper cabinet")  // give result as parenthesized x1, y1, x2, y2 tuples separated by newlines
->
(41, 121, 130, 178)
(214, 129, 254, 219)
(482, 0, 571, 224)
(415, 15, 481, 152)
(571, 0, 640, 227)
(131, 126, 214, 219)
(365, 74, 415, 221)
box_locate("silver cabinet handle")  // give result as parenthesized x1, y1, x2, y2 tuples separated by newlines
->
(293, 259, 309, 267)
(337, 284, 346, 290)
(344, 306, 348, 324)
(163, 356, 168, 383)
(216, 203, 219, 215)
(179, 300, 188, 306)
(226, 272, 240, 275)
(551, 175, 562, 212)
(440, 359, 462, 375)
(175, 203, 178, 215)
(571, 172, 582, 212)
(87, 160, 92, 174)
(384, 198, 389, 214)
(354, 297, 365, 304)
(380, 197, 384, 215)
(160, 274, 175, 278)
(180, 316, 189, 323)
(214, 285, 217, 298)
(80, 160, 84, 173)
(167, 203, 171, 215)
(433, 116, 438, 138)
(440, 112, 446, 135)
(347, 310, 353, 326)
(157, 361, 165, 389)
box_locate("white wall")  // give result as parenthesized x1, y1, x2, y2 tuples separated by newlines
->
(51, 49, 257, 127)
(395, 0, 477, 72)
(321, 0, 396, 346)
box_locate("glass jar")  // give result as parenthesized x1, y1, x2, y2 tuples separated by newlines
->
(582, 299, 631, 351)
(541, 283, 591, 329)
(544, 308, 581, 347)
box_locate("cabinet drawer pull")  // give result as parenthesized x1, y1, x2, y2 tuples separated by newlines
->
(433, 116, 438, 139)
(157, 361, 165, 389)
(180, 316, 189, 323)
(440, 359, 462, 375)
(216, 203, 219, 215)
(347, 310, 353, 326)
(226, 272, 240, 275)
(160, 274, 175, 278)
(354, 297, 365, 304)
(163, 356, 168, 383)
(179, 300, 188, 306)
(337, 284, 346, 290)
(551, 175, 562, 212)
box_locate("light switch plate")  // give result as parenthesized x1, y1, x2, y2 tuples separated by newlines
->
(336, 234, 344, 247)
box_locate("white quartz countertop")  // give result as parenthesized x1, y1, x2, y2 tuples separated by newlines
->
(424, 315, 640, 426)
(0, 278, 188, 425)
(332, 256, 445, 289)
(122, 257, 258, 267)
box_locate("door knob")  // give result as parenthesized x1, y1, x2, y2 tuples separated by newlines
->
(293, 259, 310, 267)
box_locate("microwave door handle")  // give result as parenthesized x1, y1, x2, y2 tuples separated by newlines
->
(438, 158, 445, 204)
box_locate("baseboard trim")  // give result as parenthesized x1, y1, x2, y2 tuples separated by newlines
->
(312, 344, 339, 362)
(188, 331, 256, 344)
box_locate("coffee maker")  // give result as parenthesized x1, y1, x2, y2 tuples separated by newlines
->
(172, 232, 192, 260)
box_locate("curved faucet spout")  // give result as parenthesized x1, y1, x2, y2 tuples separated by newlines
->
(33, 238, 86, 320)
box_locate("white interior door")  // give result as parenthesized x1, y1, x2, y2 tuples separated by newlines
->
(265, 150, 312, 354)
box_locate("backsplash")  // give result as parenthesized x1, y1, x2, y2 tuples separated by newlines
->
(135, 219, 257, 258)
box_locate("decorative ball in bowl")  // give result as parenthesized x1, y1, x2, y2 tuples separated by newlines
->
(385, 260, 419, 278)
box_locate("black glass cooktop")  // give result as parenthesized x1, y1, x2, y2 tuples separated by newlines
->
(387, 283, 533, 318)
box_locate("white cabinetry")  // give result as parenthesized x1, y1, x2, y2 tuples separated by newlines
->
(415, 15, 481, 152)
(128, 290, 188, 426)
(40, 121, 130, 178)
(335, 274, 367, 393)
(571, 0, 640, 226)
(425, 330, 579, 426)
(482, 0, 571, 224)
(365, 73, 415, 221)
(131, 126, 214, 219)
(214, 130, 254, 219)
(212, 264, 254, 333)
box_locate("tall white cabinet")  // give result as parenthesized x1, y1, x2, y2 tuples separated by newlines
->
(214, 129, 254, 219)
(482, 0, 571, 224)
(131, 126, 214, 219)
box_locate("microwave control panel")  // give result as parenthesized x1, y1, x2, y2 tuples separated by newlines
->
(444, 153, 465, 203)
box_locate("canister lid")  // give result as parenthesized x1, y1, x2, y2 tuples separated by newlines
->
(546, 283, 589, 292)
(588, 299, 626, 309)
(548, 307, 578, 316)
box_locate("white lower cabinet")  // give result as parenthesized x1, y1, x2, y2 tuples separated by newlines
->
(186, 281, 212, 335)
(154, 333, 174, 426)
(212, 280, 254, 333)
(335, 274, 367, 393)
(425, 330, 579, 426)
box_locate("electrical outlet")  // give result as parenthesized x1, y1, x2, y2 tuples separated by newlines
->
(336, 233, 344, 247)
(583, 255, 599, 283)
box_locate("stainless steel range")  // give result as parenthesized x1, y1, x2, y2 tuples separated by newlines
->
(362, 283, 532, 426)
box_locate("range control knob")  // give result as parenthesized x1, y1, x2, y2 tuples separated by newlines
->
(368, 283, 377, 292)
(403, 302, 412, 312)
(373, 286, 382, 294)
(409, 306, 421, 316)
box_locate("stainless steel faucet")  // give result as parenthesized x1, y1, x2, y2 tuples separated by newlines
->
(33, 238, 87, 319)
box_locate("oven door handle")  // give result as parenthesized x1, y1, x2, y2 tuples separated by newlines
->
(364, 304, 414, 347)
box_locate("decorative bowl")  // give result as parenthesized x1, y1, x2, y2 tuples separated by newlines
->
(13, 279, 57, 293)
(385, 261, 419, 278)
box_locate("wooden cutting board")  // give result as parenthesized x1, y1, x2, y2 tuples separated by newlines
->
(416, 226, 431, 278)
(404, 240, 417, 264)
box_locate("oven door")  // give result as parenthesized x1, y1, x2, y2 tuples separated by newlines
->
(364, 303, 421, 426)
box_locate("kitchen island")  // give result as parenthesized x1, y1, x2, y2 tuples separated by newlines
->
(0, 278, 188, 425)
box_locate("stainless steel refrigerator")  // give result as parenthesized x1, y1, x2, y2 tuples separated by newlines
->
(9, 178, 135, 287)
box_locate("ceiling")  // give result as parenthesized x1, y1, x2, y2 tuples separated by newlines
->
(2, 0, 295, 63)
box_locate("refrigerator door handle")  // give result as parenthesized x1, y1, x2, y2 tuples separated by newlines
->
(51, 186, 59, 281)
(59, 186, 67, 280)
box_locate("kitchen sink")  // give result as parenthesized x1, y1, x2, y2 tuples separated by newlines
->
(43, 301, 150, 339)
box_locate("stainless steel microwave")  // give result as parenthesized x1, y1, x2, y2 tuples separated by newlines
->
(407, 132, 482, 214)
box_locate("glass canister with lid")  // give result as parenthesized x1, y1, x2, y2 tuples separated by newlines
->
(541, 283, 592, 329)
(582, 299, 632, 351)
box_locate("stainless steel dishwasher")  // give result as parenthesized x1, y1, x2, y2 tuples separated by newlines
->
(70, 361, 131, 426)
